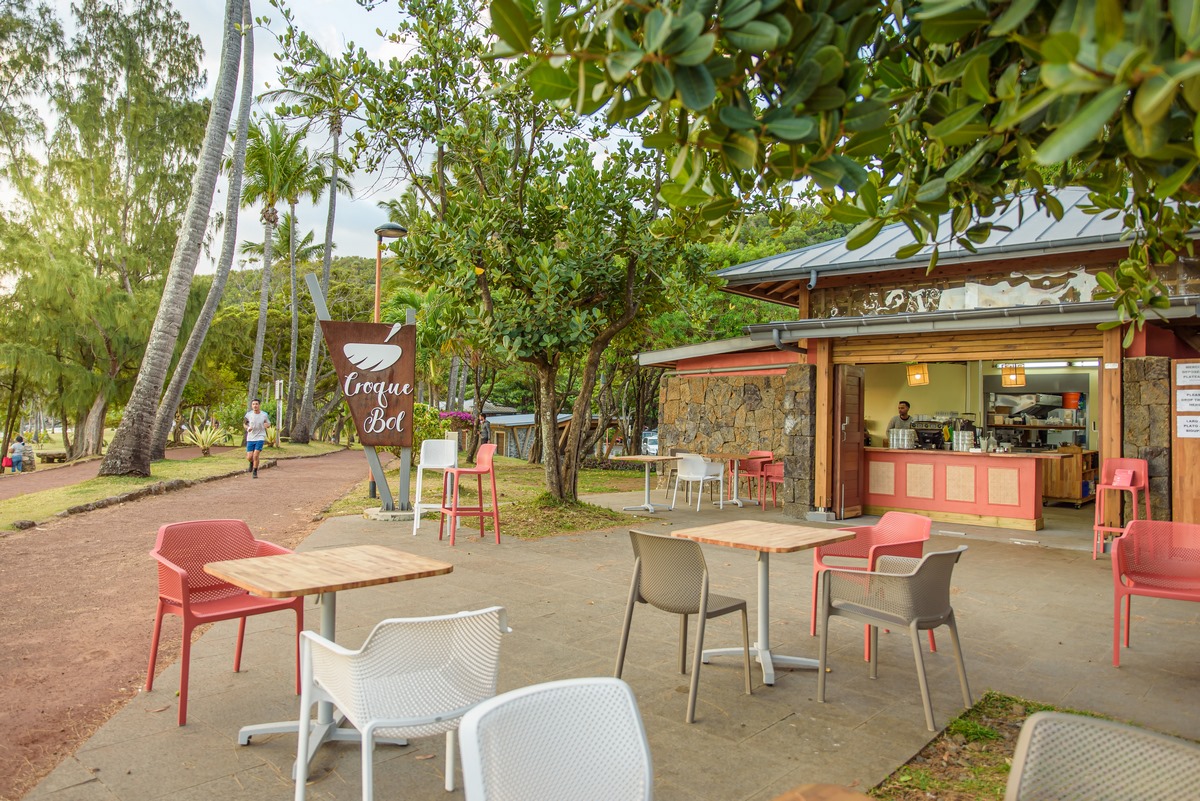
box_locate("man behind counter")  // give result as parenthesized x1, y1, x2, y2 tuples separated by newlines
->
(887, 401, 915, 432)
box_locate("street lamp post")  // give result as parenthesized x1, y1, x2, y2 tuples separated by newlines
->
(368, 222, 408, 500)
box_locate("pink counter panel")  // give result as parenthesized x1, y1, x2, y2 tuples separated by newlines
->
(863, 447, 1058, 531)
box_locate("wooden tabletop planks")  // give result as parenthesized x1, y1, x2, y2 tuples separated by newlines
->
(204, 544, 453, 598)
(611, 454, 681, 463)
(671, 521, 855, 553)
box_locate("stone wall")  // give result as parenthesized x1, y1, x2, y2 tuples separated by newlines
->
(1122, 356, 1171, 520)
(659, 364, 817, 517)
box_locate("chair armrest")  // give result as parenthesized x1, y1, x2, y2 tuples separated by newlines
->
(874, 555, 921, 575)
(824, 566, 918, 617)
(254, 540, 294, 558)
(150, 551, 189, 603)
(867, 540, 925, 568)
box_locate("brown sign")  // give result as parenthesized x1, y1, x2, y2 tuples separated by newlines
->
(321, 321, 417, 448)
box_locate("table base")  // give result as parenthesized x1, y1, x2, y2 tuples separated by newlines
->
(702, 645, 819, 685)
(238, 713, 408, 778)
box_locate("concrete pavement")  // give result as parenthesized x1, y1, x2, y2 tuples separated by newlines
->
(27, 490, 1200, 801)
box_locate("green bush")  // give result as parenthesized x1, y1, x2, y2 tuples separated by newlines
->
(411, 402, 448, 463)
(183, 425, 231, 456)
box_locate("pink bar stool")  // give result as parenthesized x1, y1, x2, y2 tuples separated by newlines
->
(1093, 458, 1151, 559)
(439, 443, 500, 545)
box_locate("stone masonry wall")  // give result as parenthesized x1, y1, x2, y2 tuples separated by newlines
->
(659, 363, 817, 517)
(1122, 357, 1171, 520)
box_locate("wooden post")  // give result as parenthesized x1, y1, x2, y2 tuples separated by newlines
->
(813, 339, 834, 511)
(1100, 327, 1123, 531)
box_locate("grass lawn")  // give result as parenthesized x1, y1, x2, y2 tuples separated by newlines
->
(324, 453, 647, 538)
(0, 442, 342, 530)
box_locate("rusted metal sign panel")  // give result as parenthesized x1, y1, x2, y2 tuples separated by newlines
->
(321, 321, 417, 448)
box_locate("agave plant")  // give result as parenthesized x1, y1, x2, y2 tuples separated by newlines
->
(183, 424, 231, 457)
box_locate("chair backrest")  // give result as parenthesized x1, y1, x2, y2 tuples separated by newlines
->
(459, 677, 653, 801)
(1116, 520, 1200, 580)
(764, 461, 784, 480)
(739, 450, 773, 470)
(873, 511, 933, 546)
(474, 443, 497, 470)
(676, 454, 708, 479)
(875, 546, 967, 622)
(419, 438, 458, 469)
(1100, 457, 1149, 488)
(152, 520, 260, 602)
(1005, 711, 1200, 801)
(307, 607, 507, 730)
(629, 530, 706, 615)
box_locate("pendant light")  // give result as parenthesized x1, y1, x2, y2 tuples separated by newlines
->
(906, 363, 930, 386)
(1001, 363, 1026, 387)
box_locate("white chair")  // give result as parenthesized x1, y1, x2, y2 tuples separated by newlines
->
(459, 677, 653, 801)
(671, 454, 724, 511)
(413, 438, 458, 535)
(295, 607, 509, 801)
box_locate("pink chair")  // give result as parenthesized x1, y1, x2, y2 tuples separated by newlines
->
(810, 511, 935, 661)
(733, 450, 773, 501)
(760, 461, 784, 509)
(1112, 520, 1200, 666)
(439, 443, 500, 545)
(1093, 457, 1151, 559)
(145, 519, 304, 725)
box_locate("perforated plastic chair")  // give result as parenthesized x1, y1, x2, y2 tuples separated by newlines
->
(1112, 519, 1200, 667)
(760, 460, 784, 509)
(295, 607, 509, 801)
(809, 511, 935, 661)
(413, 438, 458, 536)
(817, 546, 971, 731)
(459, 677, 652, 801)
(1005, 711, 1200, 800)
(671, 454, 724, 511)
(615, 530, 751, 723)
(439, 443, 500, 545)
(733, 450, 773, 501)
(145, 519, 304, 726)
(1093, 457, 1151, 559)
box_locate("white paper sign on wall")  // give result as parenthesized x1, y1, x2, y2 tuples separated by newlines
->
(1176, 362, 1200, 387)
(1177, 415, 1200, 438)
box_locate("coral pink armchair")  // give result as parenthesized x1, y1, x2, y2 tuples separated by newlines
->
(1112, 520, 1200, 667)
(145, 519, 304, 725)
(810, 511, 934, 660)
(733, 450, 773, 501)
(440, 443, 501, 545)
(760, 461, 784, 509)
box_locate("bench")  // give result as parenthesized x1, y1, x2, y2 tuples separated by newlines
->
(39, 451, 68, 464)
(1113, 519, 1200, 666)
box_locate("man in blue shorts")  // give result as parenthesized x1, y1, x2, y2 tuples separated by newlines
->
(243, 398, 271, 478)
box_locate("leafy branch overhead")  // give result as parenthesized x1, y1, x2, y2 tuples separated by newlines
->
(489, 0, 1200, 337)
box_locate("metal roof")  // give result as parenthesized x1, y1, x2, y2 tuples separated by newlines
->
(637, 335, 789, 367)
(718, 188, 1130, 286)
(488, 413, 571, 428)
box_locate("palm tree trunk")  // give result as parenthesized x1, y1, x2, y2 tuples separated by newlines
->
(98, 0, 243, 477)
(149, 0, 254, 461)
(247, 216, 275, 408)
(284, 200, 299, 435)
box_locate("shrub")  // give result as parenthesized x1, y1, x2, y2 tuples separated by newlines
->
(183, 424, 231, 456)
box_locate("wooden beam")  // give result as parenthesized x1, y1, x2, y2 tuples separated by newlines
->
(813, 339, 834, 511)
(1100, 327, 1123, 532)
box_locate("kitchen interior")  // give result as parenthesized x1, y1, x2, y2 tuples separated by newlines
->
(863, 359, 1100, 535)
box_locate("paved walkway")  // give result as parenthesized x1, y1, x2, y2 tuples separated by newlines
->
(0, 447, 236, 502)
(28, 491, 1200, 801)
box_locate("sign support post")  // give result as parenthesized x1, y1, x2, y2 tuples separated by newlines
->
(397, 307, 415, 511)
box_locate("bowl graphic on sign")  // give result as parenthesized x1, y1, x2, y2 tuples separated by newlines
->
(343, 323, 404, 372)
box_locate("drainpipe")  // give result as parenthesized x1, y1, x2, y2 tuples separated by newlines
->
(772, 328, 805, 354)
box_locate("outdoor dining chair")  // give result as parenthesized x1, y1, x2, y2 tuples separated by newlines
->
(1093, 457, 1151, 559)
(1112, 519, 1200, 666)
(439, 443, 500, 545)
(671, 453, 724, 511)
(459, 677, 653, 801)
(761, 460, 784, 509)
(615, 530, 751, 723)
(145, 519, 304, 726)
(295, 606, 510, 801)
(733, 450, 773, 501)
(413, 438, 458, 536)
(817, 546, 971, 731)
(1005, 711, 1200, 800)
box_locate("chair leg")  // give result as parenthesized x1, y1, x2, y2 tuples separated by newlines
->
(362, 728, 375, 801)
(614, 565, 639, 678)
(1113, 590, 1123, 667)
(178, 621, 194, 725)
(476, 473, 485, 538)
(694, 480, 703, 512)
(809, 564, 820, 637)
(445, 728, 456, 792)
(678, 614, 689, 674)
(671, 479, 680, 511)
(295, 675, 313, 801)
(1123, 595, 1132, 647)
(817, 582, 830, 703)
(868, 626, 879, 679)
(145, 601, 166, 692)
(234, 617, 247, 673)
(739, 608, 752, 695)
(294, 604, 303, 695)
(412, 468, 424, 536)
(909, 623, 936, 731)
(490, 467, 501, 543)
(687, 612, 706, 723)
(946, 616, 972, 709)
(717, 475, 724, 510)
(449, 474, 462, 546)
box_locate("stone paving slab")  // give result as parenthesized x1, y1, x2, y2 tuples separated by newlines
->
(29, 492, 1200, 801)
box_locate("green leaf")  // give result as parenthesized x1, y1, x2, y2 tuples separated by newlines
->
(933, 39, 1006, 84)
(719, 105, 760, 130)
(528, 62, 576, 101)
(642, 131, 677, 150)
(663, 12, 706, 54)
(833, 155, 868, 192)
(674, 64, 716, 110)
(929, 102, 984, 139)
(673, 33, 716, 66)
(644, 8, 672, 52)
(1035, 84, 1128, 165)
(813, 45, 845, 85)
(699, 196, 738, 221)
(1095, 0, 1124, 54)
(1121, 109, 1167, 159)
(846, 218, 884, 250)
(606, 49, 644, 81)
(945, 135, 994, 181)
(960, 55, 990, 102)
(1171, 0, 1200, 49)
(915, 177, 948, 203)
(1154, 159, 1199, 199)
(490, 0, 533, 52)
(919, 10, 989, 44)
(1133, 73, 1178, 127)
(650, 63, 676, 101)
(996, 63, 1020, 99)
(807, 158, 844, 190)
(895, 242, 925, 259)
(540, 0, 560, 38)
(829, 204, 871, 224)
(843, 126, 891, 158)
(989, 0, 1040, 36)
(724, 20, 779, 52)
(721, 0, 762, 30)
(843, 100, 889, 132)
(1041, 31, 1080, 64)
(764, 115, 815, 141)
(722, 130, 759, 171)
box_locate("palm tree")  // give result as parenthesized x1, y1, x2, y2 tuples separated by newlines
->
(241, 115, 304, 410)
(99, 0, 243, 477)
(148, 0, 255, 462)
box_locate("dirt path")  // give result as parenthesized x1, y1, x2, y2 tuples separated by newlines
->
(0, 449, 376, 801)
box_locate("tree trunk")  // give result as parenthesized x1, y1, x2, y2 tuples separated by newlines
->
(81, 391, 107, 456)
(284, 200, 298, 435)
(149, 0, 253, 460)
(292, 120, 339, 445)
(98, 0, 243, 477)
(247, 215, 275, 407)
(447, 356, 460, 411)
(533, 362, 566, 498)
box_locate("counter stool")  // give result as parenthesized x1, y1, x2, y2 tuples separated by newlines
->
(439, 443, 500, 545)
(1093, 457, 1150, 559)
(412, 439, 458, 536)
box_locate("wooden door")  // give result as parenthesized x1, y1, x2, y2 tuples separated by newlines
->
(833, 364, 865, 519)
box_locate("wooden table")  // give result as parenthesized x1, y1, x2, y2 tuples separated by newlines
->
(771, 783, 872, 801)
(703, 452, 759, 507)
(205, 545, 453, 764)
(673, 521, 854, 684)
(612, 454, 680, 513)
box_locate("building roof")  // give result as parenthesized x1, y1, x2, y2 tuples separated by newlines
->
(637, 335, 786, 367)
(488, 413, 572, 428)
(718, 188, 1133, 305)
